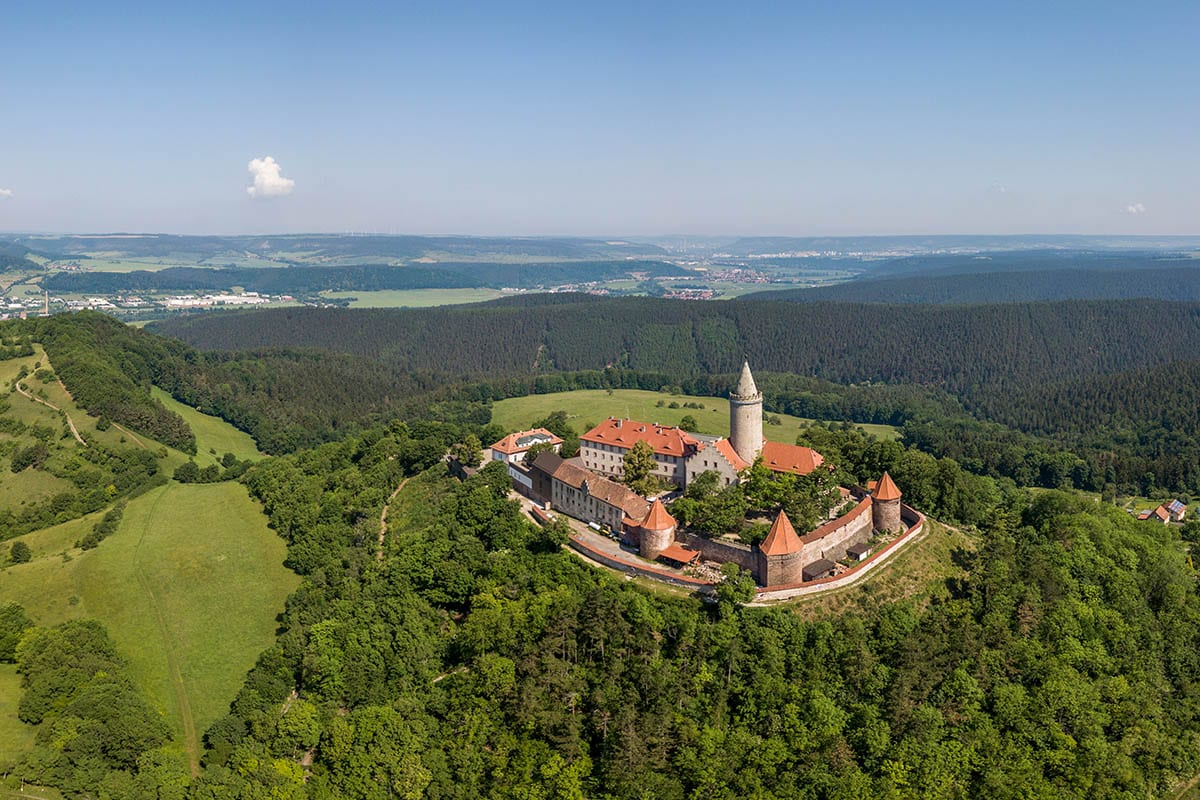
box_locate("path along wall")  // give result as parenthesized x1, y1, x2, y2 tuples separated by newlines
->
(567, 535, 716, 591)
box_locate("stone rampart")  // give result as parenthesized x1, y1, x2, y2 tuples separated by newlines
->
(677, 531, 757, 571)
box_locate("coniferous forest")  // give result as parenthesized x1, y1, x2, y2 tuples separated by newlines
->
(3, 305, 1200, 798)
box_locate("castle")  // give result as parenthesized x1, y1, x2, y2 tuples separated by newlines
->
(579, 361, 824, 488)
(496, 360, 915, 588)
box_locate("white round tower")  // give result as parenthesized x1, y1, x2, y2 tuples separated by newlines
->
(729, 359, 763, 466)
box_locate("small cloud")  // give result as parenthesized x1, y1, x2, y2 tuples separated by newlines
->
(246, 156, 294, 198)
(989, 181, 1007, 194)
(1124, 202, 1146, 215)
(0, 188, 12, 198)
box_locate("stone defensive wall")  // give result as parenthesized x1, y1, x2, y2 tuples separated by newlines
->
(676, 531, 756, 571)
(680, 494, 874, 572)
(800, 495, 873, 562)
(755, 504, 926, 598)
(566, 534, 716, 591)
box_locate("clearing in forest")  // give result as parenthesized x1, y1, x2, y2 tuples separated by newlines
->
(150, 387, 263, 466)
(490, 388, 899, 442)
(0, 482, 298, 771)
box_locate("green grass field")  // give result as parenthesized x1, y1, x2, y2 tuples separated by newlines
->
(489, 388, 898, 443)
(784, 521, 975, 617)
(320, 288, 506, 308)
(0, 665, 36, 767)
(151, 387, 263, 466)
(0, 482, 298, 771)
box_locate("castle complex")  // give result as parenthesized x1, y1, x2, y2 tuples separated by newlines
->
(494, 360, 919, 589)
(579, 361, 824, 489)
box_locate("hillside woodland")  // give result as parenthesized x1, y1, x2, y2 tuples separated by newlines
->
(153, 297, 1200, 495)
(3, 313, 1200, 797)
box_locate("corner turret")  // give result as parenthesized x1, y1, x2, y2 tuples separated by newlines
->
(871, 472, 903, 533)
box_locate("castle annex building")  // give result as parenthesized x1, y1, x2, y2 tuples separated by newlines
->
(579, 360, 823, 488)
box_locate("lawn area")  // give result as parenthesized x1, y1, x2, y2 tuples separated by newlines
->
(0, 481, 298, 771)
(490, 388, 898, 443)
(783, 521, 976, 618)
(151, 387, 263, 466)
(0, 664, 36, 768)
(320, 288, 506, 308)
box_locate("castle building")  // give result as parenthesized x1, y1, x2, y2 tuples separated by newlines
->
(488, 427, 563, 463)
(578, 360, 822, 489)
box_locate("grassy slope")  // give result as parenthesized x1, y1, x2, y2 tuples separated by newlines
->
(151, 387, 263, 466)
(490, 388, 898, 443)
(0, 664, 36, 766)
(0, 482, 298, 768)
(785, 521, 976, 618)
(321, 288, 506, 308)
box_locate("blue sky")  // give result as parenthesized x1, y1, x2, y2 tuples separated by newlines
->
(1, 1, 1196, 235)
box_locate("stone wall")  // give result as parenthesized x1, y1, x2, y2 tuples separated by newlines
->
(800, 497, 873, 563)
(567, 536, 714, 590)
(677, 531, 757, 572)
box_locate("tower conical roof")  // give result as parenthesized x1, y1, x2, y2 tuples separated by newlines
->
(759, 509, 804, 555)
(873, 471, 902, 501)
(734, 359, 759, 398)
(640, 498, 676, 530)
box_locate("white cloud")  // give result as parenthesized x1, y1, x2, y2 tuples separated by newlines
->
(0, 188, 12, 198)
(989, 181, 1007, 194)
(246, 156, 294, 198)
(1124, 202, 1146, 215)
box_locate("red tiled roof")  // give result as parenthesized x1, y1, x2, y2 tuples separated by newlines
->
(760, 441, 824, 476)
(1153, 505, 1170, 521)
(549, 458, 650, 519)
(490, 427, 563, 455)
(711, 438, 750, 471)
(580, 418, 698, 457)
(658, 543, 700, 564)
(759, 510, 804, 555)
(640, 498, 676, 530)
(872, 471, 902, 501)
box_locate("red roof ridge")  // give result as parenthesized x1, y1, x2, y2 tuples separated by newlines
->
(759, 510, 804, 556)
(873, 471, 902, 501)
(640, 498, 676, 530)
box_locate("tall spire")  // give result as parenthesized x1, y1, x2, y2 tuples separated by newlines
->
(733, 359, 760, 399)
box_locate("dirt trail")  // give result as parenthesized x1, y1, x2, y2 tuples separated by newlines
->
(132, 484, 201, 776)
(14, 381, 86, 447)
(377, 477, 410, 560)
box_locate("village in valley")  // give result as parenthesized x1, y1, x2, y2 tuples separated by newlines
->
(462, 361, 926, 599)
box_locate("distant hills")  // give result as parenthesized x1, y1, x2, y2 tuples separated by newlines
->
(43, 260, 690, 294)
(6, 233, 669, 263)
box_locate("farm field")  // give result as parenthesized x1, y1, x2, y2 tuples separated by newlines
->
(0, 481, 298, 770)
(489, 388, 899, 443)
(320, 287, 507, 307)
(151, 387, 263, 466)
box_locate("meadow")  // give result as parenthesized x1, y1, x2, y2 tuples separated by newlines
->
(0, 664, 36, 767)
(320, 287, 506, 308)
(151, 387, 263, 465)
(489, 388, 898, 443)
(0, 482, 298, 771)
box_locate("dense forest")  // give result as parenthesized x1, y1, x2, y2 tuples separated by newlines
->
(3, 312, 1200, 797)
(744, 266, 1200, 304)
(150, 296, 1200, 493)
(11, 418, 1200, 798)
